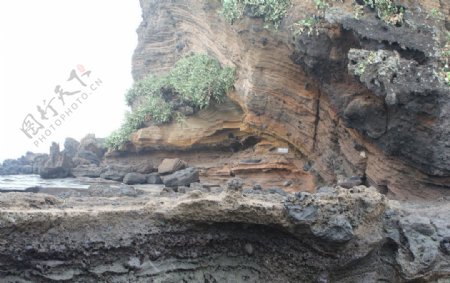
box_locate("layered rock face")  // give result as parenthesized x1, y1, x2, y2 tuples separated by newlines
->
(129, 0, 450, 200)
(0, 186, 448, 282)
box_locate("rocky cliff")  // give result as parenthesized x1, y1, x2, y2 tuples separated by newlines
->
(124, 0, 450, 200)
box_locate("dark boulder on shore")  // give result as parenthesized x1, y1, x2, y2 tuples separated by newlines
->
(162, 167, 199, 187)
(100, 164, 134, 182)
(146, 173, 163, 184)
(123, 172, 147, 185)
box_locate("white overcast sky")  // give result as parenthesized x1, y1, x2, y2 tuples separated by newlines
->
(0, 1, 142, 162)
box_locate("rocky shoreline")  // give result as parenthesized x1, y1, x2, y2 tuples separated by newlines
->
(1, 0, 449, 281)
(0, 182, 448, 282)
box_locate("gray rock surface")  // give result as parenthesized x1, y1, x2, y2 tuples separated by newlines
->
(100, 164, 134, 182)
(39, 143, 74, 179)
(123, 172, 147, 185)
(63, 137, 80, 159)
(162, 167, 199, 187)
(71, 165, 103, 178)
(146, 172, 162, 184)
(0, 186, 447, 282)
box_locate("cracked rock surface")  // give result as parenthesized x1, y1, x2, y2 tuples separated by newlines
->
(0, 186, 448, 282)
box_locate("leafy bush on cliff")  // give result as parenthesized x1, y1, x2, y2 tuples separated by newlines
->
(106, 54, 235, 150)
(222, 0, 290, 29)
(169, 54, 235, 108)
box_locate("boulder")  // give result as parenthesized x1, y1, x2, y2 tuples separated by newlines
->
(75, 150, 100, 165)
(63, 137, 80, 159)
(39, 143, 74, 179)
(79, 134, 106, 159)
(158, 158, 187, 175)
(146, 173, 163, 184)
(100, 164, 134, 182)
(123, 173, 147, 185)
(134, 162, 154, 174)
(71, 165, 103, 178)
(32, 154, 49, 174)
(162, 167, 199, 187)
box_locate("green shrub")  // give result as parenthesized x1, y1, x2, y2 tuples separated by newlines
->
(169, 54, 235, 108)
(363, 0, 404, 25)
(106, 54, 235, 150)
(221, 0, 290, 29)
(125, 75, 168, 106)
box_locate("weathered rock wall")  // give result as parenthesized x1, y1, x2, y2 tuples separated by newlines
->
(129, 0, 450, 200)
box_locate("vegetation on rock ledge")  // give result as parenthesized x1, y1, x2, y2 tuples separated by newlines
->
(106, 54, 235, 150)
(222, 0, 290, 29)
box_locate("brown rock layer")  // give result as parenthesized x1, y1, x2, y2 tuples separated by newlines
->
(128, 0, 450, 200)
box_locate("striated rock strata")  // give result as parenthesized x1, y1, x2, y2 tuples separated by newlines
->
(126, 0, 450, 200)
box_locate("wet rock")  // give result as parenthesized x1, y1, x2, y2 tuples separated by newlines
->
(158, 158, 187, 174)
(162, 167, 199, 187)
(123, 173, 147, 185)
(146, 173, 162, 184)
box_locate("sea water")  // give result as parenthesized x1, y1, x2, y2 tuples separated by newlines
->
(0, 175, 90, 191)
